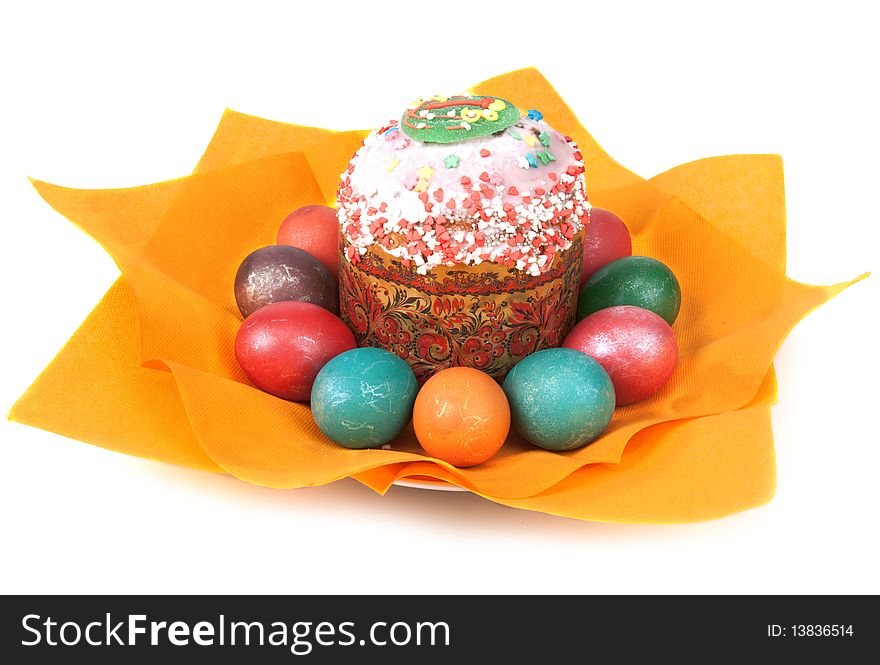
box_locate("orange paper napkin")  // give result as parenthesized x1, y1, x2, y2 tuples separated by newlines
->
(9, 68, 865, 523)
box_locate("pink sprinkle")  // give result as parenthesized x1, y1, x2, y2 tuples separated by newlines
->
(489, 173, 504, 186)
(480, 149, 490, 157)
(479, 172, 490, 182)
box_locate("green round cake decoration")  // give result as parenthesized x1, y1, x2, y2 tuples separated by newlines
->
(400, 95, 520, 144)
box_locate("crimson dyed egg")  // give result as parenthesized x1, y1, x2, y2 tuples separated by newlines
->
(235, 301, 356, 401)
(562, 305, 677, 405)
(277, 205, 340, 278)
(580, 208, 633, 285)
(234, 244, 338, 318)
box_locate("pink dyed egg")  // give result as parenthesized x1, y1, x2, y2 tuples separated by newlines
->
(580, 208, 632, 285)
(277, 205, 340, 278)
(562, 305, 677, 405)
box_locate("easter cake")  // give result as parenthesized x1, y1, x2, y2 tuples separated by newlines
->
(336, 94, 589, 383)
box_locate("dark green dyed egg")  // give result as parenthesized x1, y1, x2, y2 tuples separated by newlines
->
(577, 256, 682, 325)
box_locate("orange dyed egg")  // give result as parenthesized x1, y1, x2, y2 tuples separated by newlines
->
(413, 367, 510, 467)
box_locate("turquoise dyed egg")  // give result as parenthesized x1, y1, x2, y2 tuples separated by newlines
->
(577, 256, 682, 325)
(311, 347, 418, 449)
(502, 348, 615, 451)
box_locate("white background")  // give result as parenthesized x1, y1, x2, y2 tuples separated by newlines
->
(2, 1, 878, 594)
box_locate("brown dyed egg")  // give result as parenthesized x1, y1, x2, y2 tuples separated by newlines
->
(234, 244, 338, 318)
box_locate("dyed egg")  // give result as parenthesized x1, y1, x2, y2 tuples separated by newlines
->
(277, 205, 340, 278)
(234, 244, 338, 319)
(577, 256, 681, 325)
(580, 208, 632, 285)
(234, 301, 356, 401)
(563, 306, 678, 405)
(311, 347, 418, 449)
(413, 367, 510, 467)
(502, 348, 615, 451)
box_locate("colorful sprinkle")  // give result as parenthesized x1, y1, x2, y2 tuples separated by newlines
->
(523, 134, 538, 147)
(527, 109, 543, 121)
(418, 166, 435, 179)
(480, 148, 491, 157)
(444, 154, 460, 169)
(386, 159, 400, 172)
(507, 129, 522, 140)
(525, 153, 539, 168)
(538, 131, 551, 147)
(461, 108, 482, 123)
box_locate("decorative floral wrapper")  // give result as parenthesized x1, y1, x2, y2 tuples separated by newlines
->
(9, 69, 866, 523)
(338, 230, 583, 383)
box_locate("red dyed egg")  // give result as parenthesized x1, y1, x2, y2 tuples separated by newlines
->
(580, 208, 633, 285)
(562, 305, 677, 405)
(277, 205, 340, 278)
(235, 301, 356, 401)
